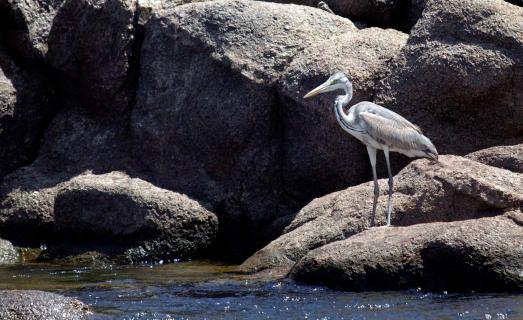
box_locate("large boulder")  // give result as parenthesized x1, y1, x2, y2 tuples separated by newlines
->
(131, 0, 362, 253)
(53, 171, 218, 261)
(0, 48, 54, 176)
(467, 144, 523, 173)
(0, 170, 218, 262)
(0, 290, 90, 320)
(375, 0, 523, 155)
(290, 213, 523, 291)
(239, 155, 523, 273)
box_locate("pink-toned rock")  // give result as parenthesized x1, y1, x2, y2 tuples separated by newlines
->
(290, 214, 523, 291)
(239, 155, 523, 273)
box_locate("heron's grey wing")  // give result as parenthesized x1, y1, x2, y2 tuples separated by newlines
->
(357, 102, 422, 134)
(358, 111, 427, 151)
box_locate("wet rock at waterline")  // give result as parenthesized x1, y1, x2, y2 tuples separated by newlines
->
(0, 171, 218, 262)
(467, 144, 523, 174)
(0, 290, 90, 320)
(54, 171, 218, 261)
(290, 213, 523, 291)
(239, 155, 523, 273)
(0, 238, 18, 264)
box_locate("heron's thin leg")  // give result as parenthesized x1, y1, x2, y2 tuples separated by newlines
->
(366, 146, 378, 228)
(383, 147, 393, 227)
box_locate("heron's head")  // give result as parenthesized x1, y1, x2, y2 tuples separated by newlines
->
(303, 72, 350, 99)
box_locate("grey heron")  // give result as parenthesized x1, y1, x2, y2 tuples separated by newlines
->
(304, 72, 438, 227)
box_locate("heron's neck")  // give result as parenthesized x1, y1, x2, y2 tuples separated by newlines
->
(334, 82, 353, 118)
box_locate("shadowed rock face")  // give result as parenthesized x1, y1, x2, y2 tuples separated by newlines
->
(258, 0, 427, 31)
(46, 0, 140, 114)
(0, 171, 218, 262)
(0, 48, 54, 176)
(239, 155, 523, 273)
(0, 290, 90, 320)
(290, 213, 523, 291)
(0, 0, 64, 65)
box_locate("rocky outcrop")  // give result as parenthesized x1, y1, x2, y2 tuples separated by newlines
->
(239, 155, 523, 273)
(1, 0, 522, 265)
(467, 144, 523, 173)
(0, 290, 90, 320)
(0, 171, 218, 262)
(132, 0, 362, 254)
(0, 238, 18, 264)
(376, 0, 523, 155)
(290, 213, 523, 291)
(0, 48, 54, 176)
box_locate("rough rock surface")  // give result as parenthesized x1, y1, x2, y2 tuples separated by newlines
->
(0, 290, 90, 320)
(0, 0, 64, 65)
(290, 214, 523, 291)
(0, 48, 53, 176)
(0, 238, 18, 264)
(239, 155, 523, 273)
(46, 0, 141, 113)
(467, 144, 523, 173)
(131, 0, 361, 253)
(0, 171, 218, 261)
(376, 0, 523, 155)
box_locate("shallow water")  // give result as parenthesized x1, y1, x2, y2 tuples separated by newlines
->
(0, 260, 522, 319)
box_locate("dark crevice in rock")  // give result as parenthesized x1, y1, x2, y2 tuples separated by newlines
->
(0, 7, 63, 179)
(505, 0, 523, 7)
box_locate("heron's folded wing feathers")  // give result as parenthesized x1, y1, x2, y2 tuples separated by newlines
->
(359, 111, 426, 151)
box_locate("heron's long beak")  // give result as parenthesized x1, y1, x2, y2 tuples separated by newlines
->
(303, 81, 332, 99)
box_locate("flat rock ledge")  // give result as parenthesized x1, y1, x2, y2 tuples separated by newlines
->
(290, 213, 523, 292)
(0, 290, 90, 320)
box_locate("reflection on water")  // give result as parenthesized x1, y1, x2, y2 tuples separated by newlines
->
(0, 260, 522, 319)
